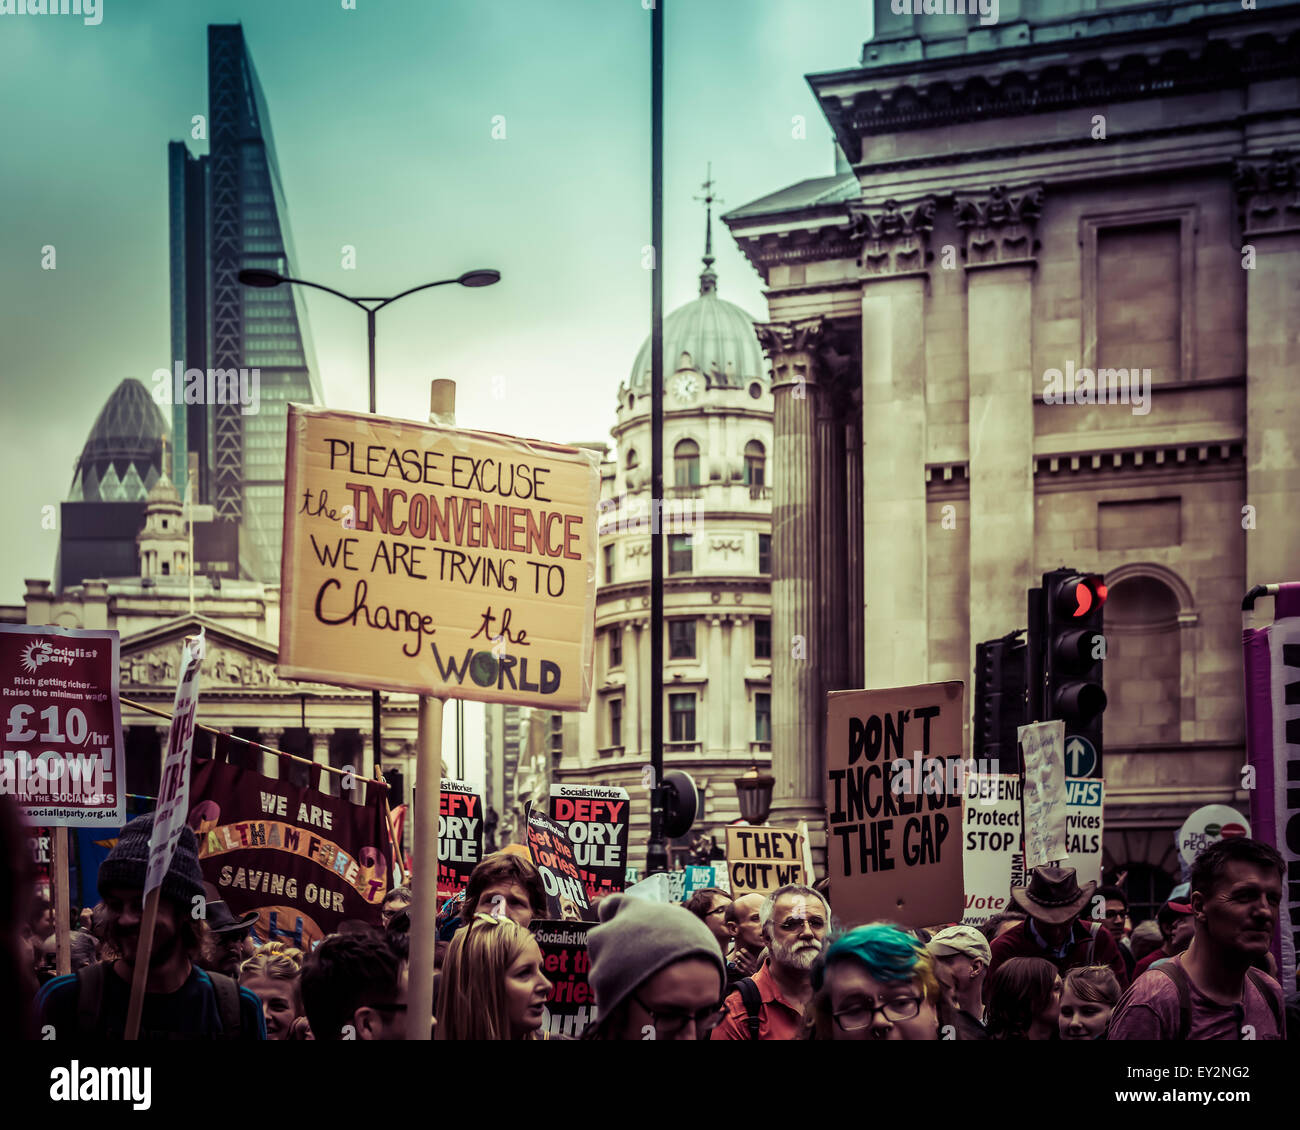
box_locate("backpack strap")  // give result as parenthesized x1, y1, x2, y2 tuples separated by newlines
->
(1155, 962, 1192, 1040)
(1245, 969, 1283, 1036)
(76, 961, 108, 1039)
(730, 977, 762, 1040)
(204, 970, 244, 1040)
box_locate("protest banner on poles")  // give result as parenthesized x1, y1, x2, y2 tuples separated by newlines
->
(0, 624, 125, 828)
(962, 776, 1105, 926)
(126, 630, 204, 1040)
(189, 746, 392, 950)
(278, 404, 600, 709)
(825, 682, 965, 928)
(438, 779, 483, 901)
(547, 783, 629, 899)
(532, 919, 596, 1038)
(1018, 720, 1068, 868)
(725, 825, 805, 896)
(526, 807, 593, 920)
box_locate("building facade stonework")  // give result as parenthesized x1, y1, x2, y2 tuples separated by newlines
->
(723, 0, 1300, 913)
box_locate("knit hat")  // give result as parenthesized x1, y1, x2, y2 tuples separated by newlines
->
(587, 894, 726, 1021)
(98, 812, 205, 909)
(926, 924, 992, 965)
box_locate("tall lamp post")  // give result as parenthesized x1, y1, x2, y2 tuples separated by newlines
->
(237, 266, 500, 779)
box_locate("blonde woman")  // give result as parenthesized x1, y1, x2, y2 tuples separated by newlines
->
(436, 914, 554, 1040)
(239, 942, 307, 1040)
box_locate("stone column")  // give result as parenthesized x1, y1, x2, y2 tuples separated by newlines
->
(622, 619, 639, 756)
(853, 196, 937, 688)
(956, 185, 1043, 687)
(816, 397, 848, 697)
(638, 618, 651, 757)
(261, 727, 285, 780)
(707, 616, 725, 754)
(730, 615, 750, 758)
(1236, 154, 1300, 590)
(756, 319, 825, 825)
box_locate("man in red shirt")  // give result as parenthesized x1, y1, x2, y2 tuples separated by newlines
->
(987, 866, 1129, 990)
(712, 884, 829, 1040)
(1132, 891, 1195, 977)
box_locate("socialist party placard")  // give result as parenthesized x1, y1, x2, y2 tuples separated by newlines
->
(438, 779, 483, 898)
(547, 784, 629, 899)
(0, 624, 125, 828)
(526, 808, 593, 920)
(279, 405, 599, 709)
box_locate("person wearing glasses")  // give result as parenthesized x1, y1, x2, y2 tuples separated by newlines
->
(1094, 884, 1135, 982)
(300, 930, 409, 1040)
(803, 922, 945, 1041)
(683, 887, 732, 950)
(436, 914, 555, 1040)
(584, 895, 728, 1040)
(713, 884, 830, 1040)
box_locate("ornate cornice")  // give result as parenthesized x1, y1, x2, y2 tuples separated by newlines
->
(755, 318, 826, 387)
(953, 184, 1044, 267)
(734, 226, 860, 283)
(820, 31, 1300, 163)
(846, 196, 937, 277)
(1234, 150, 1300, 237)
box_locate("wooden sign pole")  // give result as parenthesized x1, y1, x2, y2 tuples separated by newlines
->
(406, 379, 454, 1041)
(51, 827, 71, 976)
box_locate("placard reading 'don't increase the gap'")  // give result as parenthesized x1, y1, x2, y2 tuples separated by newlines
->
(279, 405, 600, 709)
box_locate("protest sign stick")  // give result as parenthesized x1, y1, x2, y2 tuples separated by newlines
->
(406, 379, 454, 1042)
(123, 886, 161, 1041)
(52, 827, 71, 977)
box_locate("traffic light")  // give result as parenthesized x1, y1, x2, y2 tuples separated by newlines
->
(974, 629, 1027, 774)
(1039, 568, 1107, 778)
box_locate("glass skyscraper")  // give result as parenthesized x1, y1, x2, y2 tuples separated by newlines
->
(168, 24, 322, 581)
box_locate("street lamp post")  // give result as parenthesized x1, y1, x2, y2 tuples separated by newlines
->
(237, 266, 500, 780)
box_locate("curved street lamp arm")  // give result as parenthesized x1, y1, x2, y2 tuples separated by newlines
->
(274, 275, 368, 310)
(373, 277, 460, 311)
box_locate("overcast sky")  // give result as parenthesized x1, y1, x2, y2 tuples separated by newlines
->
(0, 0, 874, 779)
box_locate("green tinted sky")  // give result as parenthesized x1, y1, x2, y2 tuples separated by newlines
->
(0, 0, 873, 601)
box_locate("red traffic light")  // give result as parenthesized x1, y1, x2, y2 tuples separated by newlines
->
(1055, 574, 1107, 618)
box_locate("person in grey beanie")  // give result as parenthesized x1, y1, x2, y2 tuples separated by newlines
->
(33, 812, 265, 1040)
(583, 893, 727, 1040)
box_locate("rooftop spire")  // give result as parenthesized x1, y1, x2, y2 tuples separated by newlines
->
(694, 163, 723, 295)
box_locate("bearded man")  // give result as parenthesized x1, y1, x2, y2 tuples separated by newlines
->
(712, 884, 830, 1040)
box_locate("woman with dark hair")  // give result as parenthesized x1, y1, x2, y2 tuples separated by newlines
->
(985, 956, 1062, 1040)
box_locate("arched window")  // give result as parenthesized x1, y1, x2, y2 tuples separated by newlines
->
(744, 440, 765, 487)
(1104, 575, 1181, 745)
(626, 449, 639, 471)
(673, 439, 699, 488)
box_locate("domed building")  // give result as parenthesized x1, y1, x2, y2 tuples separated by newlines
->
(540, 200, 776, 866)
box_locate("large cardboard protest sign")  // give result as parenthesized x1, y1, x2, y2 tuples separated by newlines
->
(962, 776, 1105, 926)
(0, 625, 125, 828)
(547, 784, 629, 899)
(725, 825, 805, 895)
(279, 404, 599, 709)
(145, 632, 205, 897)
(532, 920, 595, 1038)
(189, 756, 392, 950)
(1018, 720, 1068, 868)
(825, 683, 965, 928)
(438, 780, 483, 899)
(526, 808, 593, 920)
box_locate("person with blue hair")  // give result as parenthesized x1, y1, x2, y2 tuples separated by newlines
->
(802, 923, 945, 1040)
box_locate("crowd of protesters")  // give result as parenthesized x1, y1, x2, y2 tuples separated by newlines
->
(2, 791, 1292, 1041)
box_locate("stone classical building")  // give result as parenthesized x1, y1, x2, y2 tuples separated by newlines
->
(548, 225, 776, 862)
(722, 0, 1300, 919)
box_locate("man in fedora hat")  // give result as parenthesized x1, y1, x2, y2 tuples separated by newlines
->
(199, 899, 260, 978)
(987, 865, 1129, 990)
